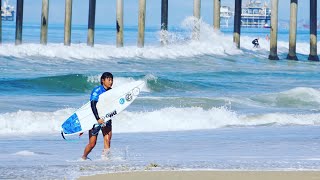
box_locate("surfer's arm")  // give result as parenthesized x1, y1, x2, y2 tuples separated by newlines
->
(90, 100, 100, 121)
(90, 86, 103, 122)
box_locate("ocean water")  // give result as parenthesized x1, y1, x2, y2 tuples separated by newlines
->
(1, 17, 320, 179)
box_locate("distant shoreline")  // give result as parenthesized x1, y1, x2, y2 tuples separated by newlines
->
(78, 170, 320, 180)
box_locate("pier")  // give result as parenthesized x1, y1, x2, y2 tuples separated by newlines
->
(87, 0, 96, 47)
(1, 0, 318, 61)
(268, 0, 279, 60)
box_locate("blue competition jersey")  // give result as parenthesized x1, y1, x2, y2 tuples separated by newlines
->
(90, 85, 107, 101)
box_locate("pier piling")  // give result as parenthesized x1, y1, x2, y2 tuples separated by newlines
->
(15, 0, 24, 45)
(64, 0, 72, 46)
(214, 0, 220, 30)
(160, 0, 168, 45)
(287, 0, 298, 60)
(0, 0, 2, 44)
(193, 0, 201, 40)
(233, 0, 241, 49)
(308, 0, 319, 61)
(40, 0, 49, 45)
(161, 0, 168, 31)
(87, 0, 96, 47)
(116, 0, 123, 47)
(193, 0, 201, 20)
(137, 0, 146, 48)
(268, 0, 279, 60)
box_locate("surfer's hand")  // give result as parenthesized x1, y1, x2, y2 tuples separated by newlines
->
(97, 119, 104, 124)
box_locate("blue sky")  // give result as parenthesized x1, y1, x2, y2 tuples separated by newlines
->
(8, 0, 320, 26)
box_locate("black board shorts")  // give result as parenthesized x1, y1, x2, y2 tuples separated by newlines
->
(90, 120, 112, 136)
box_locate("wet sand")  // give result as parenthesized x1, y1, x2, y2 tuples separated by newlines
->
(78, 171, 320, 180)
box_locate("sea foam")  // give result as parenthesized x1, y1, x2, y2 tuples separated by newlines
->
(1, 106, 320, 136)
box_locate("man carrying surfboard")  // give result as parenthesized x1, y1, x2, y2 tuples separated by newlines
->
(82, 72, 114, 160)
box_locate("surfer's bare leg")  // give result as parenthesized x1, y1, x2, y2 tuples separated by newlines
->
(103, 131, 112, 149)
(101, 131, 112, 158)
(82, 131, 97, 160)
(102, 124, 112, 152)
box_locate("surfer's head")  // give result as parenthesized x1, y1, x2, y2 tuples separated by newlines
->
(100, 72, 113, 84)
(100, 72, 113, 88)
(101, 72, 113, 84)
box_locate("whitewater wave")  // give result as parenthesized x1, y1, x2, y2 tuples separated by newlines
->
(0, 106, 319, 136)
(0, 17, 317, 61)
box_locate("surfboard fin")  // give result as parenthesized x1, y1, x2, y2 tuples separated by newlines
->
(79, 132, 84, 137)
(61, 131, 66, 140)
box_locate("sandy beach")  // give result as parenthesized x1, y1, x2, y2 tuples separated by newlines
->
(78, 171, 320, 180)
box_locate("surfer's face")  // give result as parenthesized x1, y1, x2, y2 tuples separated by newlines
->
(102, 77, 113, 89)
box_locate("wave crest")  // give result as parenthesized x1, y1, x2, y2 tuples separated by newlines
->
(251, 87, 320, 108)
(1, 107, 319, 136)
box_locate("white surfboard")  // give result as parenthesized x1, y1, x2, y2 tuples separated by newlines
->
(61, 80, 145, 137)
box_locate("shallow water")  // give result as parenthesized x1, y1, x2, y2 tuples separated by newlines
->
(1, 18, 320, 179)
(1, 126, 320, 179)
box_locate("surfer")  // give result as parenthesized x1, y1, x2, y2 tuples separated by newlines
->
(252, 38, 260, 48)
(82, 72, 114, 160)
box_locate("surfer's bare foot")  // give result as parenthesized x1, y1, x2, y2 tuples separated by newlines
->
(101, 149, 111, 159)
(81, 156, 92, 161)
(102, 149, 110, 155)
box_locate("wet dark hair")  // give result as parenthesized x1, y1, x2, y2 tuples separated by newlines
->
(100, 72, 113, 85)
